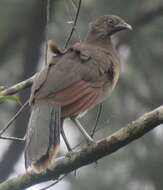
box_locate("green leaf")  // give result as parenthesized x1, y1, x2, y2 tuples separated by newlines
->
(0, 86, 5, 91)
(0, 95, 21, 104)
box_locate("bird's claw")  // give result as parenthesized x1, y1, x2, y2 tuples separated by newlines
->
(86, 138, 96, 146)
(65, 150, 76, 159)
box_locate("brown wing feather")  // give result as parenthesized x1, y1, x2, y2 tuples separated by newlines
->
(49, 80, 100, 117)
(31, 42, 115, 106)
(62, 88, 98, 117)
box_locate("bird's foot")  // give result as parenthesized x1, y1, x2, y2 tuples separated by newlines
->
(65, 150, 76, 159)
(86, 137, 96, 146)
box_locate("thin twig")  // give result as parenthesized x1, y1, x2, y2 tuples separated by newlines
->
(0, 100, 29, 136)
(0, 135, 25, 142)
(46, 0, 51, 26)
(65, 0, 81, 42)
(0, 76, 34, 96)
(39, 174, 67, 190)
(64, 0, 82, 48)
(45, 0, 51, 65)
(90, 104, 103, 137)
(70, 0, 82, 43)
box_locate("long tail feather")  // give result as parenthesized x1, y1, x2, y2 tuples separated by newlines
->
(25, 101, 61, 173)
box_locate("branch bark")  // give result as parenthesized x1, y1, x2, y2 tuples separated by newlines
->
(0, 76, 34, 96)
(0, 105, 163, 190)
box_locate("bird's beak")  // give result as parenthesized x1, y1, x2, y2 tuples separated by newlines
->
(116, 22, 133, 31)
(108, 21, 132, 36)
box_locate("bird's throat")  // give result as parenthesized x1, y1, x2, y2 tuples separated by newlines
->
(85, 32, 113, 49)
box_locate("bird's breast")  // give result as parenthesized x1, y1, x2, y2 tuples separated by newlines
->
(95, 51, 120, 104)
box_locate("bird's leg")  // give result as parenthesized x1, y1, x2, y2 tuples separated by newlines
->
(71, 117, 95, 145)
(60, 126, 72, 152)
(60, 120, 76, 159)
(61, 126, 77, 159)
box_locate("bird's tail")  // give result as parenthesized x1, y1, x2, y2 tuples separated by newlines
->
(25, 100, 61, 173)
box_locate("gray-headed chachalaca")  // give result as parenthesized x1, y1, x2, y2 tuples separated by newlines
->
(25, 15, 132, 173)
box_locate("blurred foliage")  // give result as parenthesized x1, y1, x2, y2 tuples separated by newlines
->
(0, 0, 46, 183)
(0, 95, 20, 104)
(0, 0, 163, 190)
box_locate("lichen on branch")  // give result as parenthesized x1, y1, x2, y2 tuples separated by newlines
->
(0, 105, 163, 190)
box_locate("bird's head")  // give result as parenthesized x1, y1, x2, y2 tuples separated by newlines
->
(89, 15, 132, 37)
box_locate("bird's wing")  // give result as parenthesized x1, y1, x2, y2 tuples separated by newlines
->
(29, 55, 61, 104)
(31, 42, 113, 104)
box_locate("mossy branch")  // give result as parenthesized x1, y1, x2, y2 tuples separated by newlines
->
(0, 105, 163, 190)
(0, 75, 35, 96)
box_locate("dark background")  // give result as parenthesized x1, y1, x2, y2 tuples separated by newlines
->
(0, 0, 163, 189)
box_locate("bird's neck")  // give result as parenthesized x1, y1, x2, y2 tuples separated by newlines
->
(85, 31, 113, 50)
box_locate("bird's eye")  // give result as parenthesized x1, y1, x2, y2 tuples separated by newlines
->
(108, 19, 114, 25)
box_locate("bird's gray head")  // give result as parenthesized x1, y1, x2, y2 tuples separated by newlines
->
(89, 15, 132, 37)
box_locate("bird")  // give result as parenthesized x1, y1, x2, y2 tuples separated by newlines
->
(25, 15, 132, 173)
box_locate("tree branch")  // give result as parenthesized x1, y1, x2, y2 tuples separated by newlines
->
(64, 0, 82, 48)
(0, 105, 163, 190)
(0, 100, 29, 136)
(0, 76, 35, 96)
